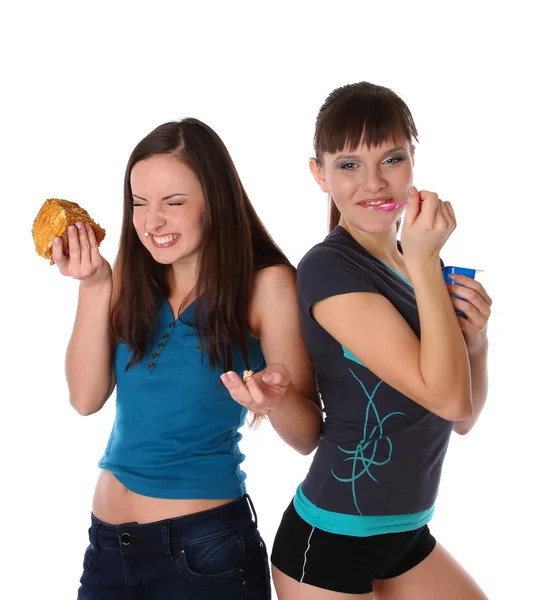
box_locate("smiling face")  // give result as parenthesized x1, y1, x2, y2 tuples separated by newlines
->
(310, 138, 414, 235)
(131, 154, 207, 266)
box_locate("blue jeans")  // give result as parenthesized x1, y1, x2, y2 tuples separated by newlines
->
(78, 495, 271, 599)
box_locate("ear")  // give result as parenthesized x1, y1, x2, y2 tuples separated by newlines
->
(410, 144, 416, 168)
(309, 157, 331, 193)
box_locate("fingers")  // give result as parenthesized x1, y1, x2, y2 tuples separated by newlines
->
(450, 297, 487, 329)
(77, 222, 92, 270)
(67, 224, 81, 261)
(86, 222, 102, 264)
(417, 190, 440, 226)
(220, 364, 290, 415)
(246, 376, 273, 407)
(86, 223, 98, 249)
(450, 275, 492, 306)
(414, 191, 456, 232)
(448, 281, 491, 331)
(52, 222, 105, 280)
(51, 236, 69, 272)
(220, 371, 272, 415)
(219, 371, 257, 408)
(455, 313, 479, 336)
(442, 201, 457, 228)
(447, 284, 491, 318)
(260, 363, 291, 387)
(403, 186, 422, 227)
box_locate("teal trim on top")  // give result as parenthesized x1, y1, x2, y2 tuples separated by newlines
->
(293, 484, 435, 537)
(342, 346, 366, 367)
(372, 255, 413, 288)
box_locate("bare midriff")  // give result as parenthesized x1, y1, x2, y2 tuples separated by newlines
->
(92, 470, 236, 525)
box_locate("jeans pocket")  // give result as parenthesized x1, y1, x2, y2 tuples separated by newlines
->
(82, 544, 97, 572)
(174, 529, 246, 585)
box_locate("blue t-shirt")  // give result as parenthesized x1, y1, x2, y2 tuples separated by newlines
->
(99, 299, 266, 499)
(295, 226, 454, 536)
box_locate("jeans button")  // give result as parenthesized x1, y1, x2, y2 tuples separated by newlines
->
(120, 532, 132, 546)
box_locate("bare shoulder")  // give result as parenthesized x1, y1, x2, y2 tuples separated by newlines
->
(253, 264, 296, 296)
(249, 265, 297, 336)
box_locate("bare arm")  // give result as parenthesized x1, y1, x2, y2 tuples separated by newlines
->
(454, 341, 488, 434)
(313, 191, 472, 422)
(445, 274, 492, 434)
(313, 283, 471, 421)
(53, 222, 115, 416)
(255, 266, 322, 455)
(221, 265, 322, 455)
(65, 280, 115, 415)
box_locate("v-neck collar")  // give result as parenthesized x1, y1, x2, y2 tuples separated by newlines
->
(334, 226, 413, 289)
(160, 298, 197, 327)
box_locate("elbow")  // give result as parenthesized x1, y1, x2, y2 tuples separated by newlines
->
(69, 393, 104, 416)
(297, 408, 323, 455)
(439, 394, 473, 422)
(296, 429, 322, 456)
(454, 400, 473, 422)
(453, 421, 473, 435)
(299, 439, 320, 456)
(68, 379, 113, 416)
(71, 401, 100, 416)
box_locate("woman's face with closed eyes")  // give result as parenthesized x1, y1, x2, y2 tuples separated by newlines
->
(131, 154, 207, 266)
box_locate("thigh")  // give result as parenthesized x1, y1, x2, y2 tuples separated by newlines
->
(271, 501, 377, 595)
(273, 566, 374, 600)
(373, 542, 488, 600)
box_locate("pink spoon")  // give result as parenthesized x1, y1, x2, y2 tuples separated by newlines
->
(377, 200, 423, 212)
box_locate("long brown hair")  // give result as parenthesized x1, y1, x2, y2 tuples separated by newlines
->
(313, 82, 419, 231)
(111, 118, 291, 371)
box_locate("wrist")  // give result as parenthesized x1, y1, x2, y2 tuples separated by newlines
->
(404, 256, 444, 286)
(267, 382, 297, 418)
(79, 274, 112, 291)
(466, 335, 489, 357)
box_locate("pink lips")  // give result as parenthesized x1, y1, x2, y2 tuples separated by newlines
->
(358, 197, 394, 209)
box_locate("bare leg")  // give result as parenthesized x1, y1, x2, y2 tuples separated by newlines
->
(373, 542, 487, 600)
(272, 565, 374, 600)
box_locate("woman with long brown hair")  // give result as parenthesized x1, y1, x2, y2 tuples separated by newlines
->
(53, 117, 321, 599)
(271, 82, 491, 599)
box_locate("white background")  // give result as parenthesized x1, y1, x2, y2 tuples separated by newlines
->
(1, 1, 550, 598)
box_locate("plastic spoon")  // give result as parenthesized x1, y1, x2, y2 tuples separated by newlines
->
(377, 200, 424, 212)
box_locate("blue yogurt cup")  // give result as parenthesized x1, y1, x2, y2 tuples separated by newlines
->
(441, 266, 482, 316)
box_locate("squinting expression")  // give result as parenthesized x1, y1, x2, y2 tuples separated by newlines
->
(312, 138, 414, 234)
(131, 155, 206, 266)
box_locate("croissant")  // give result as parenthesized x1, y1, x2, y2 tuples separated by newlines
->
(32, 198, 106, 264)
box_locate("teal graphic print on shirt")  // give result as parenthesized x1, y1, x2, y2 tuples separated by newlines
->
(331, 347, 405, 515)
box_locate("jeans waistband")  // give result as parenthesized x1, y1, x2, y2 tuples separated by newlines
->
(89, 494, 257, 556)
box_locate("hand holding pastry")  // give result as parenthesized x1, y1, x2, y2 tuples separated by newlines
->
(32, 198, 111, 285)
(52, 221, 112, 285)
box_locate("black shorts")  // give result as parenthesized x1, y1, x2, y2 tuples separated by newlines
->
(271, 500, 436, 595)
